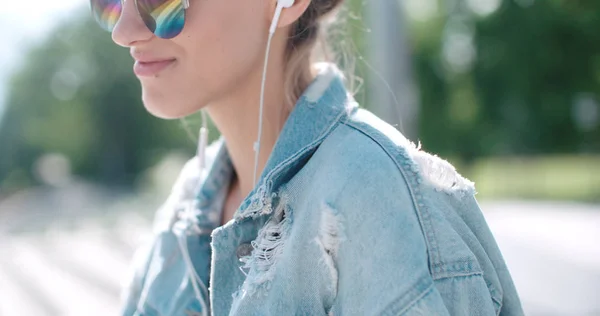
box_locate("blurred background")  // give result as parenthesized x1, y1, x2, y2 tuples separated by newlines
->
(0, 0, 598, 315)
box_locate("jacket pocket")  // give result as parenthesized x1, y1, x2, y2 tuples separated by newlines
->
(390, 281, 451, 316)
(433, 273, 501, 316)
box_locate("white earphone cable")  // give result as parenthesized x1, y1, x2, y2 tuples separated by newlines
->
(253, 4, 284, 187)
(197, 109, 209, 170)
(177, 231, 209, 316)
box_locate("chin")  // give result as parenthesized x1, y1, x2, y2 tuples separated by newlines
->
(141, 88, 204, 119)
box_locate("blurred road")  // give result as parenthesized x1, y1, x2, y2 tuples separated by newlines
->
(0, 192, 598, 315)
(0, 212, 151, 316)
(484, 201, 600, 316)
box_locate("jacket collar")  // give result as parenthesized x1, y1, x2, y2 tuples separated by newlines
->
(197, 63, 358, 221)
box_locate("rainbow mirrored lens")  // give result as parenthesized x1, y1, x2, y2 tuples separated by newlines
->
(90, 0, 122, 32)
(136, 0, 185, 39)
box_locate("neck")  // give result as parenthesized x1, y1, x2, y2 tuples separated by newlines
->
(205, 53, 292, 200)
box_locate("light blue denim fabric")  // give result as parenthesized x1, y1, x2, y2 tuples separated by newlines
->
(121, 63, 524, 316)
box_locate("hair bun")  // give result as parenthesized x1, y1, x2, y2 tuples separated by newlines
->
(314, 0, 345, 19)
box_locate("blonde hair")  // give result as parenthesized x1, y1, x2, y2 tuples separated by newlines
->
(282, 0, 346, 108)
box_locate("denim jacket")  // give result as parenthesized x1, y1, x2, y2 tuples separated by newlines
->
(121, 63, 524, 316)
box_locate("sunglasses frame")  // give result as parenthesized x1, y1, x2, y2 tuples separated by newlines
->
(122, 0, 191, 8)
(91, 0, 191, 38)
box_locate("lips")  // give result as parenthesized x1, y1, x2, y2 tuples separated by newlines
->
(133, 58, 176, 77)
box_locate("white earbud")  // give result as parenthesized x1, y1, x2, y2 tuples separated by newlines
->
(197, 110, 208, 170)
(278, 0, 295, 8)
(269, 0, 295, 34)
(254, 0, 295, 186)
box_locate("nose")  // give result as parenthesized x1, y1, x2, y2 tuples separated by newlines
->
(112, 0, 154, 47)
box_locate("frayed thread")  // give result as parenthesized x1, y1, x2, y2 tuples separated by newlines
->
(236, 185, 277, 220)
(314, 203, 344, 294)
(238, 198, 289, 297)
(411, 150, 476, 198)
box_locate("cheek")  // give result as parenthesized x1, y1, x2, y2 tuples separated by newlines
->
(177, 3, 266, 95)
(138, 3, 268, 118)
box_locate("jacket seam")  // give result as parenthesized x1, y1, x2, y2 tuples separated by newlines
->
(431, 269, 482, 281)
(264, 104, 348, 191)
(342, 119, 442, 276)
(486, 280, 504, 316)
(381, 277, 436, 316)
(457, 196, 505, 314)
(431, 259, 483, 279)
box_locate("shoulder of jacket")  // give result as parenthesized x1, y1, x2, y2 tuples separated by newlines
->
(308, 109, 511, 309)
(335, 107, 476, 200)
(329, 108, 492, 276)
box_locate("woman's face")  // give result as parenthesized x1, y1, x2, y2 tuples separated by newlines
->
(112, 0, 270, 119)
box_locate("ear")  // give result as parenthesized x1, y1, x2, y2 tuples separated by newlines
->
(270, 0, 312, 29)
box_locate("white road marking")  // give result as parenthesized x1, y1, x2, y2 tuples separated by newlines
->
(8, 238, 121, 316)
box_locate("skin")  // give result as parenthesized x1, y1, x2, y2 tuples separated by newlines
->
(111, 0, 313, 224)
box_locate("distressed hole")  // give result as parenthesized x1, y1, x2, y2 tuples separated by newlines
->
(314, 202, 345, 299)
(317, 203, 344, 259)
(238, 197, 291, 297)
(250, 223, 285, 269)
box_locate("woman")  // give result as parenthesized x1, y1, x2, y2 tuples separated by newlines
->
(89, 0, 524, 315)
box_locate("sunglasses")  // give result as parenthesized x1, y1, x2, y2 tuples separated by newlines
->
(90, 0, 190, 39)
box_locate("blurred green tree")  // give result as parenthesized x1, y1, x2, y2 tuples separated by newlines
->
(411, 0, 600, 161)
